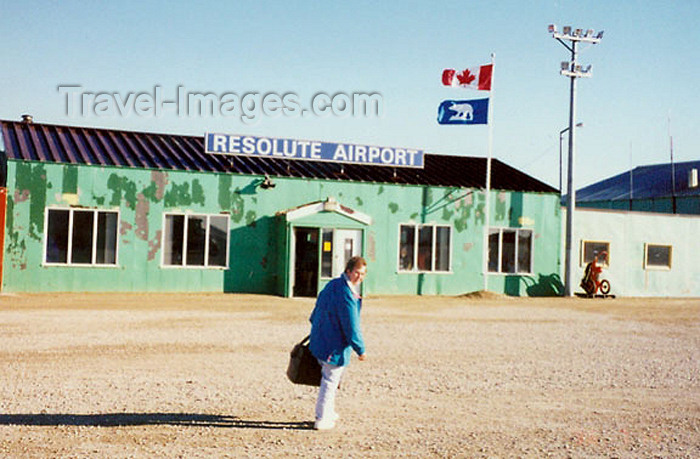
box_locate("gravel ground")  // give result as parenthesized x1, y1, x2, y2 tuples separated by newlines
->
(0, 292, 698, 458)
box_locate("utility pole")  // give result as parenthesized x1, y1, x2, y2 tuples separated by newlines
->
(548, 25, 603, 297)
(559, 122, 583, 194)
(668, 113, 677, 213)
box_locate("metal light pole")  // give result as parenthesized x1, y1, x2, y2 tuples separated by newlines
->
(559, 122, 583, 194)
(549, 25, 603, 297)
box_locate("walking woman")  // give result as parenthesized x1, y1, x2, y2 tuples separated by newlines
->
(308, 256, 367, 430)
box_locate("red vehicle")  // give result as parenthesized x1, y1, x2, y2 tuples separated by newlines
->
(580, 251, 611, 296)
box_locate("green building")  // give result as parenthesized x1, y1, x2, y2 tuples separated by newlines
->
(0, 119, 560, 297)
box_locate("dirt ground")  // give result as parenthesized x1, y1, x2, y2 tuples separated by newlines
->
(0, 292, 698, 458)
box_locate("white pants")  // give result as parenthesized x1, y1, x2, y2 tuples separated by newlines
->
(315, 360, 345, 421)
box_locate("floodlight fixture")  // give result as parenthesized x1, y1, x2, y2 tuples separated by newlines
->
(550, 24, 603, 44)
(561, 61, 570, 70)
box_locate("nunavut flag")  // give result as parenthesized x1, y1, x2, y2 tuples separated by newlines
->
(442, 64, 493, 91)
(437, 98, 489, 125)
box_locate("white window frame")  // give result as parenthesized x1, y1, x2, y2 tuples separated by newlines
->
(487, 227, 534, 274)
(644, 243, 672, 270)
(161, 213, 230, 269)
(43, 207, 120, 267)
(397, 223, 452, 273)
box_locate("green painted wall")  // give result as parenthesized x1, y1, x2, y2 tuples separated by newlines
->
(3, 160, 561, 296)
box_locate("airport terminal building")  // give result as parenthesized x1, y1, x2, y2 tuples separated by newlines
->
(0, 118, 561, 297)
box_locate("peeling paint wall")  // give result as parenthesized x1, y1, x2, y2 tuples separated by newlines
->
(3, 159, 561, 295)
(4, 162, 233, 292)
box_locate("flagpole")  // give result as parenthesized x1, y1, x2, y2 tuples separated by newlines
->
(483, 53, 495, 292)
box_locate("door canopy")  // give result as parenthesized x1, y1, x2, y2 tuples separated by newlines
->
(278, 197, 372, 225)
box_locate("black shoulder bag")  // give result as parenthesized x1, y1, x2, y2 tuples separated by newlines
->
(286, 335, 321, 386)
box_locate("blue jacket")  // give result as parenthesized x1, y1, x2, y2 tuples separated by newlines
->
(309, 274, 365, 366)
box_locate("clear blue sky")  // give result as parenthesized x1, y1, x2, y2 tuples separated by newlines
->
(1, 0, 697, 188)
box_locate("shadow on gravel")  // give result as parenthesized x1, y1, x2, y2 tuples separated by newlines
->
(0, 413, 313, 430)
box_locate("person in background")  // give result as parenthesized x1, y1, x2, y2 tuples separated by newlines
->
(581, 250, 607, 295)
(308, 256, 367, 430)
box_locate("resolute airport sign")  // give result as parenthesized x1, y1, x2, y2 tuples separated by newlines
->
(205, 133, 424, 168)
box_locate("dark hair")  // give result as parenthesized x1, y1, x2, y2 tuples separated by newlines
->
(345, 256, 367, 273)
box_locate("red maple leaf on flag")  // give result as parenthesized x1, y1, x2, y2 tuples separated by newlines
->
(456, 69, 476, 86)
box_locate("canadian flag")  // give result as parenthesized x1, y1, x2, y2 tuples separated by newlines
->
(442, 64, 493, 91)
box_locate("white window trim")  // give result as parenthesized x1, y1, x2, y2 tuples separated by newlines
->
(643, 243, 672, 270)
(43, 207, 120, 267)
(397, 223, 453, 274)
(487, 227, 534, 275)
(161, 212, 230, 269)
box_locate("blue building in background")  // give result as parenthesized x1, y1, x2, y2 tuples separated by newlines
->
(576, 160, 700, 215)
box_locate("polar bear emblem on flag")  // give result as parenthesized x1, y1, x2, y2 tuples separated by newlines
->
(448, 102, 474, 121)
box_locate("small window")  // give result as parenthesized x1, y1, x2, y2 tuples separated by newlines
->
(488, 228, 533, 274)
(46, 209, 70, 263)
(417, 226, 434, 271)
(501, 229, 516, 273)
(645, 244, 672, 269)
(398, 224, 451, 272)
(435, 226, 451, 271)
(44, 208, 119, 266)
(399, 226, 416, 271)
(207, 215, 229, 267)
(517, 230, 532, 273)
(581, 240, 610, 267)
(186, 215, 207, 266)
(164, 215, 185, 265)
(488, 229, 500, 273)
(163, 213, 229, 268)
(96, 212, 118, 264)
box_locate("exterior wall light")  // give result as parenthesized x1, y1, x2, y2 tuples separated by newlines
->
(260, 175, 276, 189)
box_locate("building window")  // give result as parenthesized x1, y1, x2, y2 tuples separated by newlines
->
(645, 244, 672, 269)
(44, 208, 118, 265)
(488, 228, 533, 274)
(163, 214, 229, 268)
(398, 224, 451, 272)
(581, 240, 610, 267)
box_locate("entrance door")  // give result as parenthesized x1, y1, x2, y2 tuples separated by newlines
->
(293, 227, 319, 297)
(292, 227, 362, 297)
